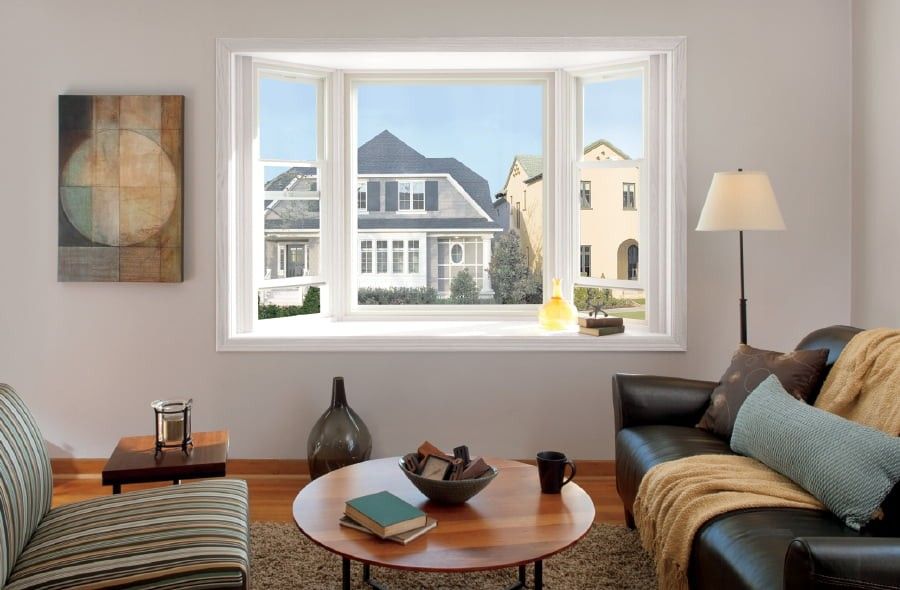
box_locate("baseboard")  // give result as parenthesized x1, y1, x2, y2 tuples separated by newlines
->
(51, 458, 614, 478)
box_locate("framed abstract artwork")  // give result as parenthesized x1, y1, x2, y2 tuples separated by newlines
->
(58, 95, 184, 282)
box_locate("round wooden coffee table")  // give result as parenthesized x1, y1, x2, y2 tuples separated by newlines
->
(293, 457, 595, 589)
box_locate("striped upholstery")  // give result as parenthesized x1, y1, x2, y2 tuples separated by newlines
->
(6, 479, 250, 590)
(0, 384, 54, 587)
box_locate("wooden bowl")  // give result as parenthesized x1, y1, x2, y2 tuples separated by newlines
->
(399, 460, 499, 504)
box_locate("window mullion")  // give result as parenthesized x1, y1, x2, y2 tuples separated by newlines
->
(235, 56, 256, 335)
(328, 69, 346, 319)
(550, 69, 578, 301)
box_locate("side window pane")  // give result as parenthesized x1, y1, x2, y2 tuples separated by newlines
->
(262, 165, 320, 280)
(577, 169, 639, 282)
(259, 76, 317, 161)
(582, 74, 643, 160)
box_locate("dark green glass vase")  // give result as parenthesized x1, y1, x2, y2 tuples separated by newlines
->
(307, 377, 372, 480)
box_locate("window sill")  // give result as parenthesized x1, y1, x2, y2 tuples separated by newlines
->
(218, 317, 686, 352)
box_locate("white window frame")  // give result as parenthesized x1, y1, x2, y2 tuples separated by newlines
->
(216, 37, 686, 352)
(357, 181, 368, 213)
(359, 239, 373, 274)
(398, 180, 426, 213)
(391, 240, 405, 273)
(407, 239, 420, 274)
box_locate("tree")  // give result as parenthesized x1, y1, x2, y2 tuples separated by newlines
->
(450, 268, 479, 304)
(299, 286, 321, 314)
(489, 232, 540, 304)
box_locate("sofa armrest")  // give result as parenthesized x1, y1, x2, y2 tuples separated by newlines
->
(785, 536, 900, 589)
(612, 374, 716, 432)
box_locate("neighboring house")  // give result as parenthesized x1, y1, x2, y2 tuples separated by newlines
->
(264, 130, 504, 299)
(500, 139, 640, 286)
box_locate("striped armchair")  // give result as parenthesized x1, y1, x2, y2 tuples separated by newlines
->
(0, 384, 250, 589)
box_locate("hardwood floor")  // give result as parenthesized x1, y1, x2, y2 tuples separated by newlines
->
(52, 474, 626, 525)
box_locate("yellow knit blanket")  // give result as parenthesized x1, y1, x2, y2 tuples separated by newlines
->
(815, 328, 900, 435)
(634, 328, 900, 590)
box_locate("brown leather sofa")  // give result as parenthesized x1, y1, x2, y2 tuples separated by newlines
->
(613, 325, 900, 589)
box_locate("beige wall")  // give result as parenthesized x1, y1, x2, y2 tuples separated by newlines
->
(0, 0, 852, 460)
(505, 161, 544, 273)
(851, 0, 900, 327)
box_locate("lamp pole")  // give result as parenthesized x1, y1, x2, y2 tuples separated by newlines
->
(739, 230, 747, 345)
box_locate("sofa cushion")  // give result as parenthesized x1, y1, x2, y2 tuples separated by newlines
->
(616, 425, 733, 511)
(690, 508, 859, 590)
(732, 374, 900, 531)
(5, 479, 249, 590)
(0, 384, 54, 586)
(696, 345, 828, 440)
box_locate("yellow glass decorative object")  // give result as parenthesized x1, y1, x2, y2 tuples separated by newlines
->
(538, 278, 578, 331)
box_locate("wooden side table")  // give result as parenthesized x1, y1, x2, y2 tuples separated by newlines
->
(102, 430, 229, 494)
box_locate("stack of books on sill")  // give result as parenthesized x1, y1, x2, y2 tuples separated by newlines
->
(340, 490, 437, 545)
(578, 315, 625, 336)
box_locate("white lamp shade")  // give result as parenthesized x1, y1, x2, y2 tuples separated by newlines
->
(696, 170, 786, 231)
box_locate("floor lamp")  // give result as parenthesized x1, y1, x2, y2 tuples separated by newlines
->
(696, 170, 785, 345)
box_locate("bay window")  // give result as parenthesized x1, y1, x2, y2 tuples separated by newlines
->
(217, 38, 685, 351)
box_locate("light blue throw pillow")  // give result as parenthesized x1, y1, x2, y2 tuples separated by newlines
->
(731, 374, 900, 531)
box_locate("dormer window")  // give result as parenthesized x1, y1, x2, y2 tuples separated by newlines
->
(399, 180, 426, 211)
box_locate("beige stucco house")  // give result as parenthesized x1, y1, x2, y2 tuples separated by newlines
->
(500, 140, 640, 288)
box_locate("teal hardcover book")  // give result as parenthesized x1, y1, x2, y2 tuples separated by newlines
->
(345, 491, 427, 538)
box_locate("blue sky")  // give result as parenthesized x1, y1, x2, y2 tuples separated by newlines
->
(260, 77, 642, 194)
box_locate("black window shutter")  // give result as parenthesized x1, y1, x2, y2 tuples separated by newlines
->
(367, 181, 381, 211)
(366, 181, 381, 212)
(425, 180, 439, 211)
(384, 181, 398, 212)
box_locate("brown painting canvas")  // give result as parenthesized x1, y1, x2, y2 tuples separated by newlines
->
(58, 95, 184, 282)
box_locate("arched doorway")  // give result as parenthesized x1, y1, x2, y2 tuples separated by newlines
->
(617, 239, 639, 280)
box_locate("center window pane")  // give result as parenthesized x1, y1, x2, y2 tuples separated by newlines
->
(355, 82, 544, 305)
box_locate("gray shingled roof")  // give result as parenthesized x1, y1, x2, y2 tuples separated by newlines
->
(501, 139, 631, 188)
(264, 131, 502, 232)
(264, 167, 316, 191)
(358, 131, 496, 221)
(514, 154, 544, 180)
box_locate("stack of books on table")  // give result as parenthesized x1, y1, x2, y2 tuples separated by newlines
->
(578, 315, 625, 336)
(340, 491, 437, 545)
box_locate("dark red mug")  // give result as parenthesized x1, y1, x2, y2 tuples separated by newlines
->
(536, 451, 576, 494)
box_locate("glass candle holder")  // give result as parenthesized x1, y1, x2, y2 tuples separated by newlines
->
(151, 399, 193, 453)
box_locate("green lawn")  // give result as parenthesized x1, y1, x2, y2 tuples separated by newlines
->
(608, 310, 646, 320)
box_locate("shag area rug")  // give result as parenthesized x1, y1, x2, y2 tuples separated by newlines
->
(250, 522, 656, 589)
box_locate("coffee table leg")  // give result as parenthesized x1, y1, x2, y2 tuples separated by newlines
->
(519, 565, 526, 584)
(342, 557, 351, 590)
(112, 484, 121, 495)
(534, 560, 543, 590)
(362, 563, 390, 590)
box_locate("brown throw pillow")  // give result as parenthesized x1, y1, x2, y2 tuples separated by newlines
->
(697, 344, 829, 439)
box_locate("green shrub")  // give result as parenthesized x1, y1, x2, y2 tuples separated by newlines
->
(299, 285, 320, 314)
(358, 286, 438, 305)
(574, 286, 632, 310)
(450, 268, 479, 304)
(489, 232, 541, 304)
(258, 286, 320, 319)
